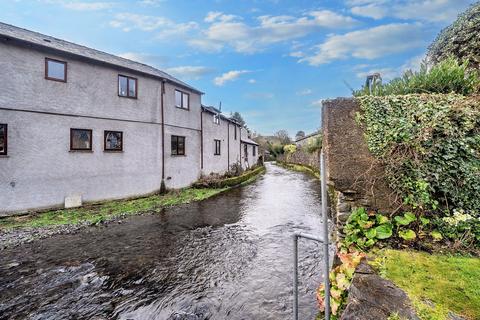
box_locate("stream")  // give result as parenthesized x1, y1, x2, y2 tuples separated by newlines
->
(0, 162, 330, 320)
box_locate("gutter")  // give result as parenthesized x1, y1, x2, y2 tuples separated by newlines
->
(160, 80, 166, 193)
(200, 109, 204, 170)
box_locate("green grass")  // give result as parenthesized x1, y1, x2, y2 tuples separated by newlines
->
(375, 249, 480, 320)
(275, 161, 320, 178)
(0, 188, 227, 230)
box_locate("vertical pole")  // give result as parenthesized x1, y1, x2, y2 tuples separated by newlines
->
(293, 234, 298, 320)
(321, 150, 330, 320)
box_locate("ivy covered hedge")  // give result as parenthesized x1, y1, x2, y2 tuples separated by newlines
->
(357, 94, 480, 219)
(427, 2, 480, 70)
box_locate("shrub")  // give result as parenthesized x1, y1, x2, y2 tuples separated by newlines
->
(305, 135, 322, 154)
(355, 57, 480, 96)
(427, 2, 480, 70)
(283, 144, 297, 161)
(357, 94, 480, 220)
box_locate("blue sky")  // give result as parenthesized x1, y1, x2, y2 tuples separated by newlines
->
(0, 0, 475, 136)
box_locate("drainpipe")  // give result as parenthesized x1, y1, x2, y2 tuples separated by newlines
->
(239, 126, 242, 166)
(160, 80, 166, 194)
(227, 122, 230, 170)
(200, 108, 204, 170)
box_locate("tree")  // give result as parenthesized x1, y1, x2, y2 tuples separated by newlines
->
(295, 131, 305, 141)
(274, 130, 291, 145)
(230, 112, 246, 127)
(427, 2, 480, 70)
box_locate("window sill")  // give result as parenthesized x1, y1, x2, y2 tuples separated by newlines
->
(214, 154, 221, 156)
(171, 154, 186, 157)
(175, 106, 190, 111)
(69, 150, 93, 153)
(104, 150, 124, 153)
(118, 95, 138, 99)
(0, 155, 9, 158)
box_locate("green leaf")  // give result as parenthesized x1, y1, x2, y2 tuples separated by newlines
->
(419, 217, 430, 226)
(375, 223, 393, 239)
(399, 229, 417, 241)
(365, 239, 376, 247)
(430, 230, 443, 241)
(376, 214, 390, 225)
(394, 212, 416, 226)
(365, 228, 377, 239)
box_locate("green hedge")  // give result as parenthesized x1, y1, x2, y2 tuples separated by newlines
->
(193, 166, 266, 189)
(357, 94, 480, 216)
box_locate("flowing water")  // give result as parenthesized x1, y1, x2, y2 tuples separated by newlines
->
(0, 163, 330, 320)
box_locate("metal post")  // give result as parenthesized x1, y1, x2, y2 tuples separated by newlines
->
(293, 234, 298, 320)
(321, 150, 331, 320)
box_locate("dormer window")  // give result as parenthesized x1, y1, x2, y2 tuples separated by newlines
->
(213, 114, 220, 125)
(45, 58, 67, 82)
(118, 75, 137, 98)
(175, 89, 189, 110)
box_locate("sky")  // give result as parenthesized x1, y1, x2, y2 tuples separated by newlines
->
(0, 0, 475, 136)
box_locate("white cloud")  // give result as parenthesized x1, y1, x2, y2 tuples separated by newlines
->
(351, 4, 387, 19)
(289, 51, 305, 58)
(41, 0, 114, 10)
(401, 54, 425, 72)
(311, 99, 324, 107)
(110, 13, 198, 38)
(348, 0, 473, 23)
(297, 89, 313, 96)
(62, 2, 114, 10)
(248, 79, 257, 84)
(214, 70, 250, 86)
(165, 66, 214, 80)
(191, 10, 358, 53)
(301, 23, 426, 66)
(139, 0, 166, 6)
(118, 52, 169, 66)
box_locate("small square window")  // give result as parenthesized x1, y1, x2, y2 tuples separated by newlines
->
(70, 128, 92, 151)
(118, 75, 137, 98)
(0, 124, 7, 156)
(171, 135, 185, 155)
(214, 139, 221, 155)
(175, 89, 189, 109)
(45, 58, 67, 82)
(104, 131, 123, 151)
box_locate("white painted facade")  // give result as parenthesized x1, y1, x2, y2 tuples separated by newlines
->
(0, 23, 257, 215)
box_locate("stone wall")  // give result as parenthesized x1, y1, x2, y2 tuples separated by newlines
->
(322, 98, 397, 237)
(277, 149, 320, 171)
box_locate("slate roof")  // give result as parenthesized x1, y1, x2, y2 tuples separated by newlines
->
(241, 137, 259, 146)
(201, 105, 241, 125)
(295, 131, 321, 143)
(0, 22, 202, 94)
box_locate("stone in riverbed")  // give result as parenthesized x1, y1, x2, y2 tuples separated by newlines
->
(341, 260, 419, 320)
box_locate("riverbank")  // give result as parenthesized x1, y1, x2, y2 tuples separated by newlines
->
(274, 161, 320, 179)
(0, 166, 266, 250)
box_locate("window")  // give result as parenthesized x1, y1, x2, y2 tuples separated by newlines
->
(70, 128, 92, 151)
(213, 114, 220, 125)
(0, 124, 7, 156)
(253, 145, 256, 156)
(45, 58, 67, 82)
(104, 131, 123, 151)
(234, 126, 237, 140)
(175, 90, 189, 109)
(244, 144, 248, 159)
(171, 135, 185, 155)
(118, 75, 137, 98)
(214, 139, 221, 155)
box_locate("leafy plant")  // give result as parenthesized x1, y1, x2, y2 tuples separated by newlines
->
(343, 207, 392, 249)
(357, 94, 480, 226)
(317, 250, 365, 316)
(355, 57, 479, 96)
(305, 135, 323, 154)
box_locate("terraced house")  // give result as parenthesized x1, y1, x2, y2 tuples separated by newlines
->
(0, 22, 258, 215)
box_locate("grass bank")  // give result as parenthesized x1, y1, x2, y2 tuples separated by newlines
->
(373, 249, 480, 320)
(275, 161, 320, 178)
(0, 166, 266, 231)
